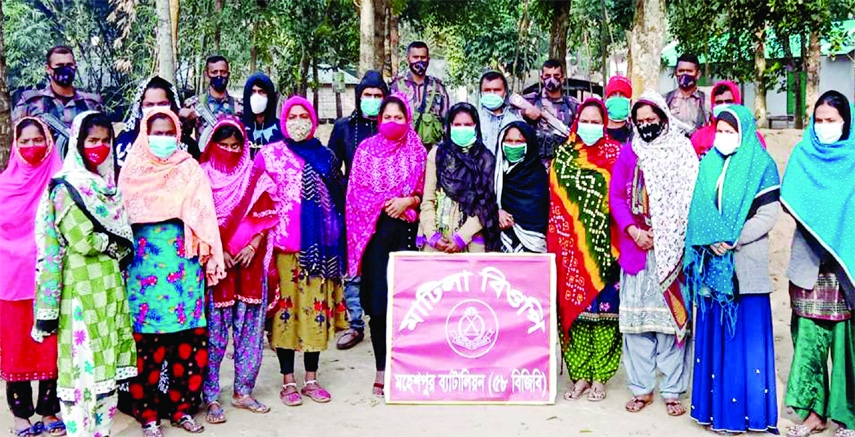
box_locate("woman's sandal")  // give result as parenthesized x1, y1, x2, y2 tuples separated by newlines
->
(42, 419, 66, 436)
(280, 383, 303, 406)
(372, 382, 385, 398)
(787, 424, 828, 437)
(172, 415, 204, 434)
(835, 428, 855, 437)
(564, 380, 591, 400)
(205, 401, 227, 424)
(625, 396, 653, 413)
(11, 425, 34, 437)
(301, 380, 331, 403)
(587, 384, 607, 402)
(665, 398, 687, 417)
(141, 422, 164, 437)
(231, 396, 271, 414)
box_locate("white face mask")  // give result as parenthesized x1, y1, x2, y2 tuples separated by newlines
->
(713, 132, 740, 156)
(142, 104, 171, 116)
(250, 94, 269, 115)
(815, 121, 844, 144)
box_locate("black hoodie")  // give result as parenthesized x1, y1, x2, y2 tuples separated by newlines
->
(242, 72, 283, 157)
(328, 70, 389, 179)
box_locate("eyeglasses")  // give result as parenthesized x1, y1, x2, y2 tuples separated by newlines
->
(714, 99, 735, 105)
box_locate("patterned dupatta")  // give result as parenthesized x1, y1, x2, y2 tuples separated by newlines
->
(547, 98, 621, 344)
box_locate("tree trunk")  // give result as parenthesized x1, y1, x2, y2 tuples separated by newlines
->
(358, 0, 374, 76)
(170, 0, 179, 61)
(389, 11, 400, 77)
(627, 0, 665, 100)
(214, 0, 223, 52)
(804, 30, 821, 126)
(753, 28, 768, 129)
(155, 0, 176, 84)
(600, 0, 608, 84)
(373, 0, 387, 72)
(0, 0, 12, 169)
(299, 51, 309, 97)
(335, 89, 343, 119)
(249, 21, 258, 72)
(383, 5, 393, 79)
(311, 57, 319, 116)
(549, 0, 571, 72)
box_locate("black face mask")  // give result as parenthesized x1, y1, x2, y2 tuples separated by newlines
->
(409, 61, 428, 76)
(637, 122, 664, 143)
(51, 66, 76, 87)
(210, 75, 229, 93)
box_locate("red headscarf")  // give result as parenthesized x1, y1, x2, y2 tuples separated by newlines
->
(690, 81, 766, 158)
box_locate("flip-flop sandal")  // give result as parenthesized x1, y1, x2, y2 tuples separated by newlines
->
(172, 415, 204, 434)
(564, 382, 591, 400)
(205, 402, 227, 424)
(625, 396, 653, 413)
(231, 396, 271, 414)
(43, 420, 66, 436)
(10, 425, 34, 437)
(372, 382, 385, 398)
(665, 399, 687, 417)
(280, 383, 303, 406)
(301, 380, 331, 403)
(787, 424, 827, 437)
(141, 423, 164, 437)
(835, 428, 855, 437)
(587, 386, 607, 402)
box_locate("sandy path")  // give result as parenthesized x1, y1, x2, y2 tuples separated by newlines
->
(3, 129, 809, 437)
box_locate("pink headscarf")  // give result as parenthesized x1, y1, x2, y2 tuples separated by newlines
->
(691, 80, 767, 158)
(280, 96, 318, 140)
(0, 117, 62, 301)
(345, 93, 427, 276)
(199, 115, 277, 255)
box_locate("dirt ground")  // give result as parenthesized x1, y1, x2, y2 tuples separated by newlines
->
(2, 128, 811, 437)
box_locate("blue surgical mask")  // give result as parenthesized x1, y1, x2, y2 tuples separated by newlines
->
(148, 135, 178, 158)
(577, 122, 605, 146)
(480, 93, 505, 111)
(360, 97, 382, 117)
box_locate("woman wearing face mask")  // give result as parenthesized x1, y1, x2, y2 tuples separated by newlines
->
(198, 116, 277, 423)
(494, 121, 549, 253)
(346, 93, 427, 397)
(781, 91, 855, 437)
(418, 102, 500, 253)
(241, 73, 283, 158)
(683, 105, 780, 434)
(0, 118, 64, 437)
(254, 96, 347, 406)
(119, 108, 224, 437)
(32, 112, 137, 437)
(115, 76, 200, 172)
(547, 99, 622, 402)
(609, 91, 698, 417)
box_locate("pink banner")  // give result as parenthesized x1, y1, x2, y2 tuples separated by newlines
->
(385, 253, 557, 404)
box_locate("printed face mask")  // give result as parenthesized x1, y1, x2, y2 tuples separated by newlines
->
(480, 93, 504, 111)
(379, 121, 408, 141)
(286, 118, 313, 142)
(637, 122, 664, 143)
(409, 60, 428, 76)
(210, 75, 229, 93)
(250, 94, 268, 115)
(502, 142, 526, 163)
(577, 122, 605, 146)
(606, 96, 631, 121)
(543, 77, 562, 92)
(84, 144, 111, 171)
(19, 146, 48, 165)
(713, 132, 740, 156)
(148, 135, 178, 159)
(677, 74, 697, 90)
(450, 126, 477, 148)
(51, 66, 76, 87)
(360, 97, 382, 117)
(815, 121, 844, 144)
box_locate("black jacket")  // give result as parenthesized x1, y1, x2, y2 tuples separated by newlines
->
(327, 70, 388, 179)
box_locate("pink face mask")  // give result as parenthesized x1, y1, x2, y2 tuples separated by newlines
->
(379, 121, 408, 141)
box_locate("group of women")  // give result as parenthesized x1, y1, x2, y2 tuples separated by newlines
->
(0, 70, 852, 437)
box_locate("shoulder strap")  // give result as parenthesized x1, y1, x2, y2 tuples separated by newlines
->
(40, 112, 70, 157)
(414, 79, 431, 131)
(197, 97, 217, 128)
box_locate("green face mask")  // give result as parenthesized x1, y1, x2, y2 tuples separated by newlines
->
(502, 142, 526, 163)
(360, 97, 382, 117)
(450, 126, 477, 148)
(606, 96, 631, 121)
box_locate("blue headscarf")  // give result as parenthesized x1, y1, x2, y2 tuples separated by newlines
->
(781, 92, 855, 309)
(683, 104, 780, 333)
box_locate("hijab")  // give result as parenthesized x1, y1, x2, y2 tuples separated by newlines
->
(690, 81, 767, 158)
(684, 104, 780, 331)
(346, 93, 427, 276)
(495, 121, 549, 252)
(436, 102, 500, 251)
(118, 108, 225, 285)
(0, 117, 62, 301)
(781, 91, 855, 309)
